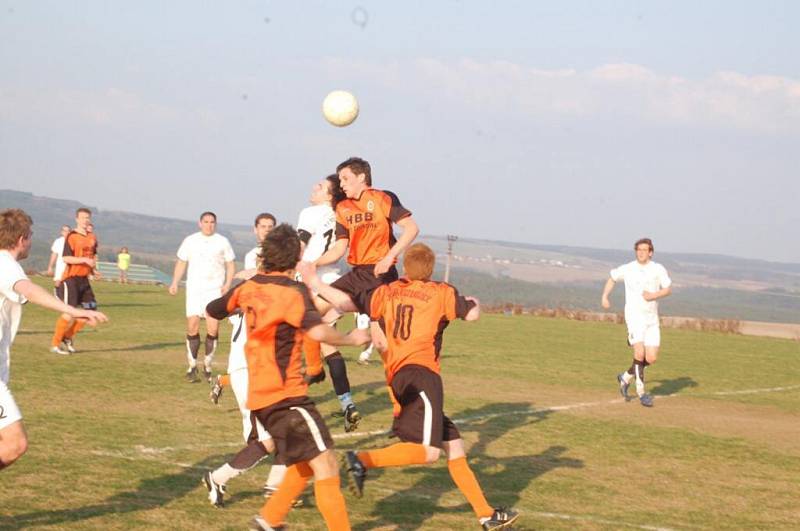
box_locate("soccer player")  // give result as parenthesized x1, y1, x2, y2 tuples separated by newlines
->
(1, 209, 107, 471)
(601, 238, 673, 407)
(169, 212, 235, 383)
(203, 213, 285, 506)
(50, 208, 99, 355)
(295, 175, 364, 431)
(297, 243, 519, 531)
(46, 225, 70, 291)
(205, 223, 368, 531)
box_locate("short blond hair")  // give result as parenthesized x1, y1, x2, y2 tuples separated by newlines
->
(403, 243, 436, 281)
(0, 209, 33, 250)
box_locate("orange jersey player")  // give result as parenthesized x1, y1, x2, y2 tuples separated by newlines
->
(50, 207, 99, 355)
(206, 224, 369, 531)
(297, 243, 519, 531)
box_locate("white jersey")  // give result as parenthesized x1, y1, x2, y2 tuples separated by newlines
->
(610, 260, 672, 325)
(0, 251, 28, 385)
(297, 204, 339, 277)
(227, 246, 260, 374)
(176, 232, 235, 291)
(50, 236, 67, 281)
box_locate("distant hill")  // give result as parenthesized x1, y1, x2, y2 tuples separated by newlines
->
(3, 189, 798, 323)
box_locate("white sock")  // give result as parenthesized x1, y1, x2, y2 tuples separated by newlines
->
(265, 464, 287, 489)
(203, 354, 213, 371)
(622, 372, 633, 384)
(211, 463, 241, 486)
(634, 365, 645, 396)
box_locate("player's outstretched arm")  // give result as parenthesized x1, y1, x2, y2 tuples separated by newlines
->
(315, 238, 348, 267)
(601, 278, 616, 309)
(296, 261, 357, 313)
(13, 279, 108, 325)
(374, 216, 419, 276)
(307, 323, 370, 347)
(169, 259, 187, 295)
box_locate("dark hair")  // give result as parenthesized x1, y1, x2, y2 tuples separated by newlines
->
(199, 211, 217, 221)
(76, 207, 92, 216)
(0, 208, 33, 250)
(404, 243, 436, 281)
(260, 223, 301, 273)
(336, 157, 372, 186)
(634, 238, 654, 252)
(325, 174, 346, 209)
(254, 212, 276, 227)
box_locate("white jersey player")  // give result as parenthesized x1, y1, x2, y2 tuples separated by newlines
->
(169, 212, 235, 383)
(1, 209, 106, 472)
(46, 225, 70, 290)
(602, 238, 672, 407)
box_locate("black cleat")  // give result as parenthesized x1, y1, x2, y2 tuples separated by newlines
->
(209, 375, 224, 404)
(185, 367, 200, 383)
(344, 404, 361, 433)
(62, 338, 77, 353)
(202, 471, 226, 507)
(343, 450, 367, 498)
(303, 369, 326, 385)
(481, 507, 520, 530)
(203, 367, 213, 383)
(617, 373, 630, 401)
(639, 393, 654, 407)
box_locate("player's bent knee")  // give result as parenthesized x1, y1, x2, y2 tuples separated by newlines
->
(0, 426, 28, 465)
(309, 449, 339, 480)
(423, 446, 441, 463)
(443, 438, 466, 460)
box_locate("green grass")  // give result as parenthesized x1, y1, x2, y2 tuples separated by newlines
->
(1, 279, 799, 530)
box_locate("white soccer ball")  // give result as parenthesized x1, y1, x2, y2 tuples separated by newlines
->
(322, 90, 359, 127)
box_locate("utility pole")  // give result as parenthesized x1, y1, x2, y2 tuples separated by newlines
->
(444, 234, 458, 283)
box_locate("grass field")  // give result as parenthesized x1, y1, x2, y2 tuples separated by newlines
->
(1, 279, 799, 530)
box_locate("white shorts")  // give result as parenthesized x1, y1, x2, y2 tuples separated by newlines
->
(627, 321, 661, 347)
(229, 367, 271, 443)
(185, 287, 222, 318)
(297, 269, 341, 297)
(0, 380, 23, 430)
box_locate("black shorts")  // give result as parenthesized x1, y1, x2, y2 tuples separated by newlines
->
(331, 264, 398, 314)
(54, 283, 65, 301)
(390, 365, 460, 449)
(251, 396, 334, 466)
(60, 276, 97, 309)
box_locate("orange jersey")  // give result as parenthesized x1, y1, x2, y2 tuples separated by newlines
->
(62, 231, 98, 279)
(206, 273, 323, 411)
(366, 279, 475, 383)
(335, 188, 411, 266)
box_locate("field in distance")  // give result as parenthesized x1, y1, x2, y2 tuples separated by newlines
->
(1, 280, 798, 530)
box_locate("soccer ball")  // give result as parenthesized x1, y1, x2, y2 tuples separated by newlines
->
(322, 90, 359, 127)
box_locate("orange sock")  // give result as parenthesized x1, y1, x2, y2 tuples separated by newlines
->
(261, 462, 312, 526)
(64, 319, 84, 340)
(357, 442, 428, 469)
(314, 476, 351, 531)
(52, 317, 71, 347)
(303, 335, 323, 375)
(448, 456, 493, 519)
(219, 374, 230, 387)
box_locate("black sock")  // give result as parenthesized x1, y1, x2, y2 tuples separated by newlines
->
(205, 334, 218, 357)
(326, 352, 350, 395)
(187, 334, 201, 360)
(229, 440, 269, 470)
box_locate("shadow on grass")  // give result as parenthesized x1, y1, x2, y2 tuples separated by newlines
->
(80, 342, 184, 353)
(99, 302, 161, 308)
(2, 455, 224, 529)
(353, 402, 582, 531)
(649, 376, 699, 396)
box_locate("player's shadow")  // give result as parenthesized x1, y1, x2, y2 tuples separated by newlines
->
(100, 302, 160, 307)
(81, 341, 184, 353)
(649, 376, 698, 396)
(2, 454, 224, 529)
(352, 402, 581, 531)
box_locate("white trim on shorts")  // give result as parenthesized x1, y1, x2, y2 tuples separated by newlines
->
(290, 406, 327, 452)
(419, 391, 433, 446)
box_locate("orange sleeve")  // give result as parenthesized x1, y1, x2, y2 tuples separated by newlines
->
(443, 285, 458, 322)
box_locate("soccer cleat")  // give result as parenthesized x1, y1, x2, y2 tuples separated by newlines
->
(185, 367, 200, 383)
(263, 486, 304, 508)
(248, 516, 285, 531)
(343, 450, 367, 498)
(481, 507, 520, 530)
(344, 403, 361, 433)
(202, 471, 226, 508)
(639, 393, 654, 407)
(50, 345, 70, 355)
(61, 338, 77, 353)
(617, 373, 630, 401)
(303, 369, 326, 385)
(203, 367, 213, 383)
(209, 376, 224, 404)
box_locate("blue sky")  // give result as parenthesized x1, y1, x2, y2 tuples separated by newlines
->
(1, 1, 798, 262)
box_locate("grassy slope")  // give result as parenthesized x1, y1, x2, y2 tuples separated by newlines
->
(0, 280, 798, 530)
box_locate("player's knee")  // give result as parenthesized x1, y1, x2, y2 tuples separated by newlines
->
(423, 446, 441, 463)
